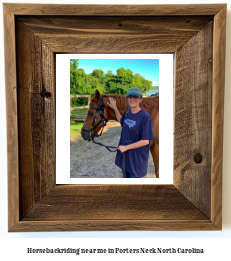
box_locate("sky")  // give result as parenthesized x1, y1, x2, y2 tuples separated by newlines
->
(77, 59, 159, 86)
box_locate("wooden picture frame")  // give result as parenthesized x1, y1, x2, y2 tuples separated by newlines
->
(4, 3, 226, 232)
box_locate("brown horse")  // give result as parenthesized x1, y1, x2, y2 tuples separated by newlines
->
(81, 90, 159, 178)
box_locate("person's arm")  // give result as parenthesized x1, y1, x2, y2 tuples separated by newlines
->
(118, 140, 149, 153)
(107, 97, 122, 122)
(113, 107, 122, 123)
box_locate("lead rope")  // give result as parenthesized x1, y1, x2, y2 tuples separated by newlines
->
(92, 140, 126, 178)
(92, 140, 118, 152)
(90, 106, 131, 178)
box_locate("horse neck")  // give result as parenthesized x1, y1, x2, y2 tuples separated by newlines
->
(116, 95, 128, 114)
(103, 95, 128, 121)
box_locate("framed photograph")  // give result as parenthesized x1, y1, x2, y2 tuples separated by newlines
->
(4, 3, 226, 231)
(56, 53, 173, 184)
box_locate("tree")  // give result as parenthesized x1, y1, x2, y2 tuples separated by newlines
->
(116, 67, 133, 95)
(86, 73, 105, 96)
(92, 69, 104, 79)
(133, 73, 152, 93)
(76, 68, 87, 94)
(70, 59, 79, 94)
(70, 60, 152, 98)
(133, 73, 143, 89)
(105, 70, 117, 93)
(70, 59, 79, 69)
(105, 70, 114, 78)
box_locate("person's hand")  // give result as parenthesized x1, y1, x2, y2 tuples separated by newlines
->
(107, 97, 117, 111)
(118, 145, 128, 153)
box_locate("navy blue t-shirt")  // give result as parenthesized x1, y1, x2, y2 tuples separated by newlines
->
(115, 109, 154, 178)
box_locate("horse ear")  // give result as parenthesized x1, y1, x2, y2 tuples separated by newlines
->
(94, 90, 100, 101)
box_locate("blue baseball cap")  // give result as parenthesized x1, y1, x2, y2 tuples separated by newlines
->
(127, 87, 142, 97)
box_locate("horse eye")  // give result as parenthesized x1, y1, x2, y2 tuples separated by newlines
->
(88, 111, 93, 116)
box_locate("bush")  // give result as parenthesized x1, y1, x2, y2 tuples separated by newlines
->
(71, 97, 88, 107)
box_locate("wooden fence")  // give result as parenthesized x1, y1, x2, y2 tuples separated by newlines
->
(70, 94, 90, 121)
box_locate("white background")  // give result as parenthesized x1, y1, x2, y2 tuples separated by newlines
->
(0, 0, 231, 260)
(56, 53, 173, 184)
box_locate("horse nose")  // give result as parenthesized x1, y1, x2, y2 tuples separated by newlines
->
(81, 128, 89, 140)
(81, 131, 84, 139)
(81, 128, 85, 139)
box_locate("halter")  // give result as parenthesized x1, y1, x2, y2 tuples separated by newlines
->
(81, 97, 108, 141)
(81, 97, 129, 177)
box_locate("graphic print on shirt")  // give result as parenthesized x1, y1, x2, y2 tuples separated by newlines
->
(124, 119, 136, 128)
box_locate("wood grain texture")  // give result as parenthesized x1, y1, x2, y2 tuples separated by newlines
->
(22, 185, 207, 221)
(174, 22, 213, 218)
(18, 16, 213, 34)
(4, 3, 226, 232)
(11, 220, 218, 232)
(16, 19, 56, 219)
(211, 5, 226, 228)
(3, 4, 19, 231)
(13, 185, 219, 232)
(4, 3, 225, 16)
(18, 16, 213, 53)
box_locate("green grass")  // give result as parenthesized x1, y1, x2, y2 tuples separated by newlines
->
(70, 108, 89, 139)
(70, 108, 88, 138)
(71, 108, 88, 115)
(70, 121, 84, 138)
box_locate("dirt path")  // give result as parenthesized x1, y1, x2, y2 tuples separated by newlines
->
(70, 120, 156, 178)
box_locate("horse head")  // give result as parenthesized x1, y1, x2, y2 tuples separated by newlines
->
(81, 90, 108, 141)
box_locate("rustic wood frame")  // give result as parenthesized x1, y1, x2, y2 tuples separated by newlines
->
(4, 4, 226, 232)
